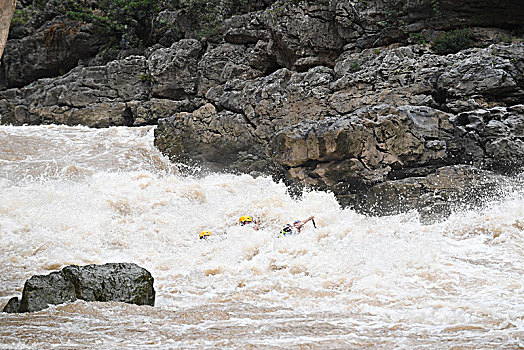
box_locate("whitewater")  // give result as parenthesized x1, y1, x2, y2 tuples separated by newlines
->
(0, 124, 523, 349)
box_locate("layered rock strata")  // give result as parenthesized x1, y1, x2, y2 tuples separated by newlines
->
(1, 0, 523, 218)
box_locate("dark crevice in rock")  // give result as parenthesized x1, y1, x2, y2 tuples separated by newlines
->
(122, 106, 134, 127)
(269, 32, 297, 71)
(242, 113, 259, 133)
(432, 85, 449, 111)
(386, 162, 451, 181)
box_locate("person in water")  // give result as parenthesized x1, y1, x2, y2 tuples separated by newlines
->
(279, 216, 315, 237)
(199, 230, 211, 240)
(239, 215, 260, 231)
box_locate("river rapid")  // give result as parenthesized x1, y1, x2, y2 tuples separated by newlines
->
(0, 125, 523, 349)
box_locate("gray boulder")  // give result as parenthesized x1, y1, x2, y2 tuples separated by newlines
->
(148, 39, 203, 99)
(154, 103, 266, 173)
(259, 2, 345, 71)
(357, 165, 517, 221)
(2, 263, 155, 313)
(197, 42, 269, 97)
(2, 296, 21, 313)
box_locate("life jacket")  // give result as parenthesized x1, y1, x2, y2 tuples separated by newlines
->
(278, 224, 297, 237)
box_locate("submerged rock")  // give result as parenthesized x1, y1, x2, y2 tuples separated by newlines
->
(2, 263, 155, 313)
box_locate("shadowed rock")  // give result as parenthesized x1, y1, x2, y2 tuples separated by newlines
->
(2, 263, 155, 313)
(1, 0, 523, 220)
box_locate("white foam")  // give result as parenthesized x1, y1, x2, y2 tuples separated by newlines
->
(1, 125, 523, 348)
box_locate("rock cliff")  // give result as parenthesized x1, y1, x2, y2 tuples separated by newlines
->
(1, 0, 523, 219)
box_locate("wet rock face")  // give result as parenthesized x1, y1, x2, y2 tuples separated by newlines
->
(154, 103, 267, 173)
(156, 101, 524, 217)
(356, 165, 517, 221)
(266, 103, 523, 215)
(0, 54, 205, 127)
(148, 39, 203, 99)
(2, 263, 155, 313)
(1, 0, 523, 217)
(452, 105, 524, 171)
(2, 17, 109, 89)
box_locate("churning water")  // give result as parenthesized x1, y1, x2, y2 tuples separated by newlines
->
(0, 125, 523, 349)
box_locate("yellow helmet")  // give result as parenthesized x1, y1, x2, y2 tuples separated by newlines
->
(199, 230, 211, 239)
(239, 215, 253, 225)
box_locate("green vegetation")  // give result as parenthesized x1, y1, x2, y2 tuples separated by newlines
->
(349, 61, 360, 72)
(498, 35, 513, 44)
(13, 0, 259, 50)
(410, 32, 427, 45)
(11, 8, 32, 26)
(383, 0, 407, 26)
(358, 0, 370, 8)
(265, 0, 329, 17)
(138, 73, 152, 82)
(431, 28, 471, 55)
(21, 0, 166, 48)
(179, 0, 237, 38)
(431, 0, 441, 18)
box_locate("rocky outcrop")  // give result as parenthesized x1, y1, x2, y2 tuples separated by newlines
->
(2, 263, 155, 313)
(2, 17, 110, 89)
(1, 0, 523, 218)
(2, 1, 522, 128)
(155, 43, 523, 167)
(156, 99, 524, 218)
(0, 53, 203, 127)
(154, 31, 522, 217)
(269, 103, 524, 218)
(148, 39, 203, 99)
(222, 0, 523, 70)
(331, 43, 523, 115)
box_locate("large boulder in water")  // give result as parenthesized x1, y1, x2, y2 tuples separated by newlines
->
(2, 263, 155, 313)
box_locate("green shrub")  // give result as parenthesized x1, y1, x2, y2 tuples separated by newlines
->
(11, 9, 31, 26)
(350, 61, 360, 72)
(24, 0, 256, 49)
(431, 28, 471, 55)
(178, 0, 253, 39)
(138, 73, 152, 82)
(431, 0, 441, 18)
(410, 32, 427, 45)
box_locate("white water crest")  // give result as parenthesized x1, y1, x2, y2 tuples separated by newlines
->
(1, 125, 523, 349)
